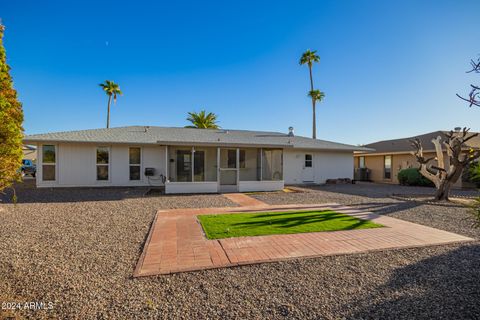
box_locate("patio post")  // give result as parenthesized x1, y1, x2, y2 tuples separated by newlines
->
(260, 148, 263, 181)
(217, 147, 220, 190)
(191, 146, 195, 182)
(165, 145, 168, 182)
(236, 148, 240, 187)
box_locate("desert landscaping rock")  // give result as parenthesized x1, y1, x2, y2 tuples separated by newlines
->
(0, 181, 479, 319)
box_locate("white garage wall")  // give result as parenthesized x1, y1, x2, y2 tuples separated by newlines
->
(37, 143, 166, 187)
(283, 149, 354, 185)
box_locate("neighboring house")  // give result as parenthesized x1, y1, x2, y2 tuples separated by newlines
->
(23, 126, 369, 194)
(23, 145, 37, 161)
(354, 130, 480, 188)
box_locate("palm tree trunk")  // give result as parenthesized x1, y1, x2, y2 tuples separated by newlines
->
(309, 65, 316, 139)
(312, 101, 316, 140)
(107, 95, 112, 128)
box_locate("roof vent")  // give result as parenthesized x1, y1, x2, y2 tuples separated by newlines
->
(144, 126, 150, 133)
(454, 127, 462, 132)
(288, 127, 295, 137)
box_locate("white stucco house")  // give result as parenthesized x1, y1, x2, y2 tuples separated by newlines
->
(23, 126, 370, 194)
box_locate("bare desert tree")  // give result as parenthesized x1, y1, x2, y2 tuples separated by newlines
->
(456, 57, 480, 107)
(410, 128, 480, 201)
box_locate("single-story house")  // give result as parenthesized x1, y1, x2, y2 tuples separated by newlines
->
(354, 130, 480, 188)
(23, 126, 370, 194)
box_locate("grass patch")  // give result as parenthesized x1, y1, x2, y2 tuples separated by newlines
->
(198, 210, 383, 239)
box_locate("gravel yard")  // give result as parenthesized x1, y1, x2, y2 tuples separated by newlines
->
(1, 181, 479, 319)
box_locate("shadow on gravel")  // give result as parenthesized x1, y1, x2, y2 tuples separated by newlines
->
(0, 181, 152, 203)
(347, 201, 422, 215)
(347, 243, 480, 319)
(301, 183, 479, 200)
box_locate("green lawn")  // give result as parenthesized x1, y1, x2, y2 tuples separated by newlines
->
(198, 210, 383, 239)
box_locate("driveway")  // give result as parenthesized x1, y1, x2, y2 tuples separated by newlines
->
(0, 182, 479, 319)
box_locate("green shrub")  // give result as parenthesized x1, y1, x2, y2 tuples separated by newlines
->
(468, 162, 480, 188)
(397, 168, 434, 187)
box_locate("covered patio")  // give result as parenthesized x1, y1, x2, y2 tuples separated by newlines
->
(164, 146, 284, 194)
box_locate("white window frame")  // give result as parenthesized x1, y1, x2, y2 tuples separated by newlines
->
(384, 155, 392, 180)
(359, 156, 365, 168)
(129, 147, 142, 181)
(96, 146, 110, 182)
(305, 154, 313, 168)
(41, 144, 57, 182)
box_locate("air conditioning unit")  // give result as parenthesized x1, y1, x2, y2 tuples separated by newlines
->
(354, 168, 370, 181)
(144, 168, 155, 176)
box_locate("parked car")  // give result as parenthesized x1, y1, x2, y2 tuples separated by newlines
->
(21, 159, 36, 177)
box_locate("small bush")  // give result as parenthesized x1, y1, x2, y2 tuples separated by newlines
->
(398, 168, 434, 187)
(468, 162, 480, 188)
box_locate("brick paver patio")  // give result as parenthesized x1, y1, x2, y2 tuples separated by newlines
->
(134, 195, 474, 277)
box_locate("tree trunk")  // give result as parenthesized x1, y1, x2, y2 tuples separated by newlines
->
(106, 95, 112, 128)
(434, 180, 452, 201)
(312, 101, 316, 140)
(309, 65, 316, 139)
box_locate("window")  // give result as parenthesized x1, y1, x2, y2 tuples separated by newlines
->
(239, 150, 246, 168)
(359, 156, 365, 168)
(129, 147, 141, 180)
(305, 154, 313, 168)
(227, 149, 237, 168)
(96, 147, 109, 181)
(42, 145, 56, 181)
(384, 155, 392, 179)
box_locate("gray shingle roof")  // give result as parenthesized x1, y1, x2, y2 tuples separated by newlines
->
(357, 130, 480, 154)
(23, 126, 370, 152)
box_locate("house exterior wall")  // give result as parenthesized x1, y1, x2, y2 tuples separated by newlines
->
(36, 143, 166, 188)
(165, 182, 218, 194)
(354, 152, 464, 188)
(238, 180, 284, 192)
(35, 142, 357, 191)
(283, 149, 354, 184)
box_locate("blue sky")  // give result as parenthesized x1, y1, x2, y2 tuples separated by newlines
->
(2, 0, 480, 145)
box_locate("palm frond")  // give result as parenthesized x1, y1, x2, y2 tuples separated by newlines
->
(185, 109, 220, 129)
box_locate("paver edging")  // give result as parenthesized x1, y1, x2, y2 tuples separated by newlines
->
(133, 210, 161, 277)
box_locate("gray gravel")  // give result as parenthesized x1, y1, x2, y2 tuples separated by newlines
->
(1, 181, 479, 319)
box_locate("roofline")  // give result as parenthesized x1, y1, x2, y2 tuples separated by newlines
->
(22, 138, 293, 149)
(354, 147, 478, 156)
(22, 138, 369, 151)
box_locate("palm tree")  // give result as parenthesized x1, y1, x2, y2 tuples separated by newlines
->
(185, 110, 220, 129)
(300, 50, 320, 139)
(99, 80, 122, 128)
(308, 90, 326, 134)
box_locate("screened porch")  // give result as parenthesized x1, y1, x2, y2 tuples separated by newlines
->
(164, 146, 284, 194)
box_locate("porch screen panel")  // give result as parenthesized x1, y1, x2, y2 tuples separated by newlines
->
(220, 149, 237, 169)
(220, 170, 236, 185)
(262, 149, 283, 181)
(176, 150, 192, 182)
(239, 148, 260, 181)
(201, 147, 217, 181)
(193, 150, 205, 182)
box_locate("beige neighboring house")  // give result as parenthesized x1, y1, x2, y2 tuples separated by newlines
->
(354, 130, 480, 188)
(23, 145, 37, 162)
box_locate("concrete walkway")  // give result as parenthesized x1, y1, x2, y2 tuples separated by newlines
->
(134, 195, 473, 277)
